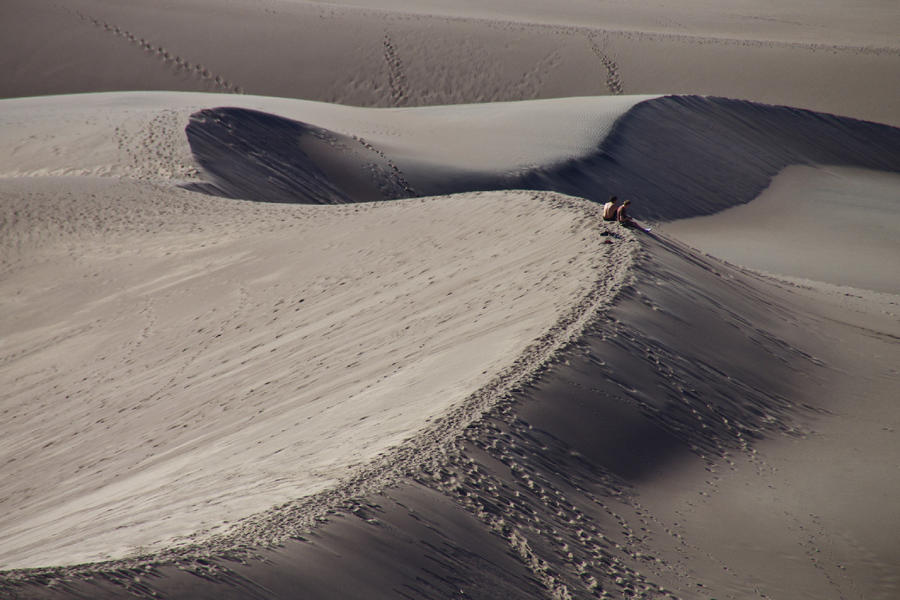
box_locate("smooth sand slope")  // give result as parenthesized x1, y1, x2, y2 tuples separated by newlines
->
(662, 165, 900, 294)
(0, 177, 626, 569)
(3, 0, 899, 125)
(8, 215, 896, 599)
(0, 91, 653, 184)
(2, 0, 900, 598)
(0, 87, 655, 572)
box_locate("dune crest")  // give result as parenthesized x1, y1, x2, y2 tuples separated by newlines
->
(182, 95, 900, 223)
(1, 0, 899, 588)
(0, 179, 630, 570)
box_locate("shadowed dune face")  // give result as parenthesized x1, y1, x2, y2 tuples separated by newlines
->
(184, 108, 354, 204)
(14, 229, 877, 600)
(5, 0, 900, 126)
(2, 0, 900, 593)
(526, 95, 900, 219)
(184, 107, 422, 204)
(185, 95, 900, 219)
(516, 233, 821, 483)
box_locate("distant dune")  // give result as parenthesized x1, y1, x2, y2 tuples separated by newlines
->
(182, 97, 900, 219)
(1, 1, 899, 599)
(3, 0, 900, 124)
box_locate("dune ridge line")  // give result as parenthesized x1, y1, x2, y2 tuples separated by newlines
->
(0, 186, 637, 579)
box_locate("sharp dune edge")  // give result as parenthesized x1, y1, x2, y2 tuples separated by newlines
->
(181, 96, 900, 219)
(2, 1, 899, 599)
(1, 175, 630, 571)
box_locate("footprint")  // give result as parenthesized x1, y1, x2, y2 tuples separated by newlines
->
(382, 32, 409, 106)
(587, 32, 624, 95)
(73, 10, 244, 94)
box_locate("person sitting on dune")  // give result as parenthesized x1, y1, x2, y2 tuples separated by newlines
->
(602, 196, 620, 221)
(616, 199, 644, 230)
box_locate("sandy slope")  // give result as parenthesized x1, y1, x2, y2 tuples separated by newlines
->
(0, 91, 652, 181)
(1, 0, 899, 596)
(11, 224, 896, 600)
(310, 0, 900, 47)
(0, 177, 627, 569)
(0, 89, 649, 570)
(661, 165, 900, 294)
(3, 0, 898, 125)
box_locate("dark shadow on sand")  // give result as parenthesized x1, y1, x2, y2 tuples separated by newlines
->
(5, 230, 838, 599)
(183, 96, 900, 221)
(519, 95, 900, 219)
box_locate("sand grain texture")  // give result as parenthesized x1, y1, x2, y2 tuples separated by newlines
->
(0, 178, 625, 569)
(2, 0, 899, 598)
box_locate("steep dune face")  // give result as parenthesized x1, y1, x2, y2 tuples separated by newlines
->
(19, 214, 898, 600)
(184, 108, 364, 204)
(2, 0, 899, 592)
(5, 0, 900, 125)
(184, 108, 412, 204)
(184, 96, 900, 221)
(522, 95, 900, 219)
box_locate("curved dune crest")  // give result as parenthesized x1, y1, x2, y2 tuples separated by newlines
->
(1, 88, 898, 596)
(2, 0, 900, 593)
(663, 165, 900, 293)
(0, 179, 629, 570)
(182, 96, 900, 221)
(0, 91, 650, 184)
(523, 95, 900, 219)
(6, 92, 897, 225)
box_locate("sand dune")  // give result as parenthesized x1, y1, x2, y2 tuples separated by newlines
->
(0, 175, 626, 570)
(180, 94, 900, 297)
(0, 92, 650, 181)
(3, 0, 899, 124)
(6, 206, 896, 598)
(2, 0, 899, 598)
(165, 96, 900, 217)
(4, 92, 898, 220)
(662, 165, 900, 294)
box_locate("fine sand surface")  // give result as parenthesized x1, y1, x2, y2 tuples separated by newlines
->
(0, 91, 653, 183)
(7, 229, 897, 599)
(0, 177, 626, 569)
(661, 165, 900, 294)
(313, 0, 900, 47)
(2, 0, 900, 598)
(3, 0, 899, 125)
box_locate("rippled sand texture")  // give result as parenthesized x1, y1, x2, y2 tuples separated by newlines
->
(1, 1, 899, 599)
(3, 0, 899, 125)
